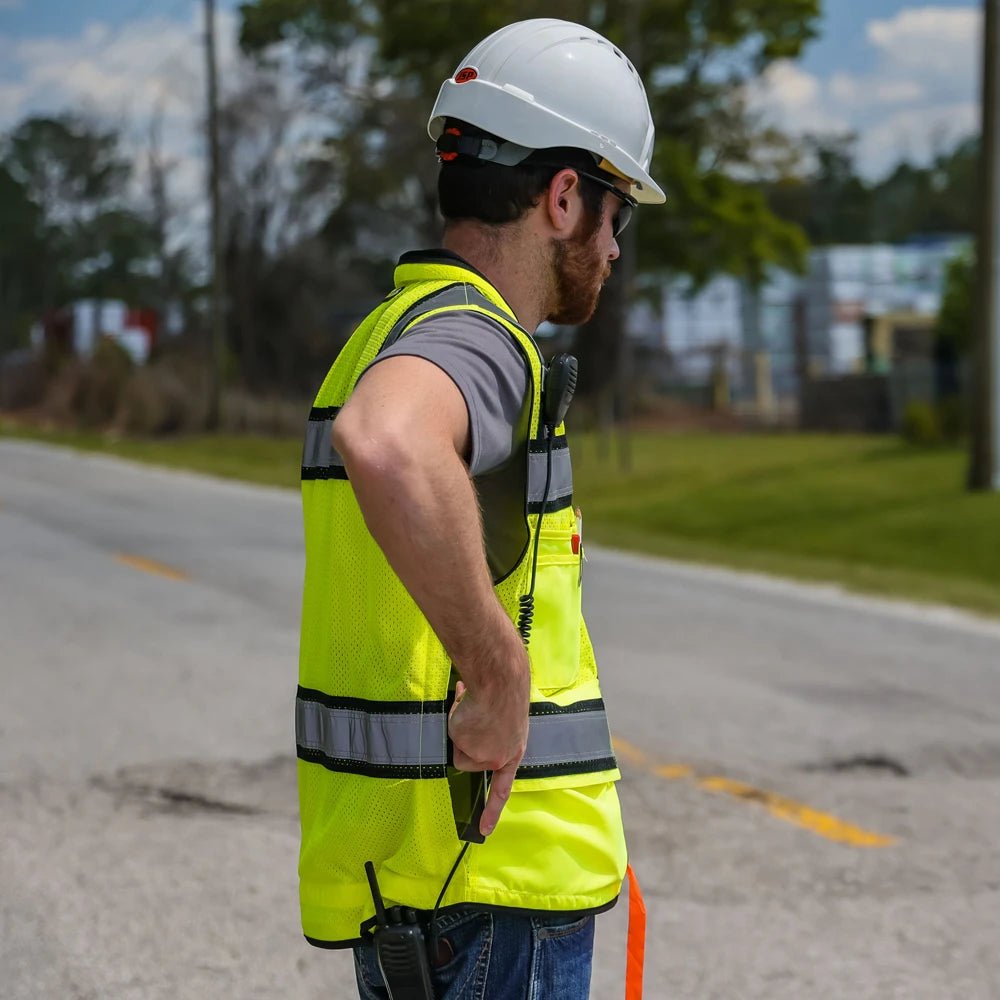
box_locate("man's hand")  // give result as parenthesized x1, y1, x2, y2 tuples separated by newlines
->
(448, 644, 530, 837)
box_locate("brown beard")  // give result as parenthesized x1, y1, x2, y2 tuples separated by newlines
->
(547, 207, 609, 326)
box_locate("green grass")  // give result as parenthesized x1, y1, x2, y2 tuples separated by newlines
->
(4, 420, 1000, 616)
(573, 432, 1000, 615)
(0, 421, 301, 488)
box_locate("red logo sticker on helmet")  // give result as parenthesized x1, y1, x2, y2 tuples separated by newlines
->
(454, 66, 478, 84)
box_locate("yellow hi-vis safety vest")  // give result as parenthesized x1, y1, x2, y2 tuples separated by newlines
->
(297, 254, 626, 948)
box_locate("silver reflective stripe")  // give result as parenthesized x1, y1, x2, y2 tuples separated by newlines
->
(302, 419, 344, 472)
(522, 708, 612, 768)
(527, 443, 573, 505)
(296, 694, 614, 775)
(383, 283, 523, 352)
(297, 700, 446, 767)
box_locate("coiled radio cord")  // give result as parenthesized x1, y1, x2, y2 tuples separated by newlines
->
(516, 431, 554, 645)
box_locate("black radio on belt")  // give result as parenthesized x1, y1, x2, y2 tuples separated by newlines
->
(365, 861, 434, 1000)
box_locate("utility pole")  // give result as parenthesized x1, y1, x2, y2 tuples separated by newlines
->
(614, 0, 642, 474)
(970, 0, 1000, 489)
(204, 0, 224, 430)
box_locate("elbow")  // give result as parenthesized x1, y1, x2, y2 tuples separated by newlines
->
(332, 410, 413, 485)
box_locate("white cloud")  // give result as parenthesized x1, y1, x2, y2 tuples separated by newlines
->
(0, 79, 27, 115)
(868, 6, 980, 79)
(749, 61, 850, 135)
(760, 61, 821, 111)
(749, 5, 981, 177)
(857, 100, 979, 177)
(0, 12, 238, 130)
(0, 0, 24, 10)
(828, 73, 924, 108)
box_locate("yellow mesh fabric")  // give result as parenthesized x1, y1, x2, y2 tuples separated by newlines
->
(298, 261, 625, 945)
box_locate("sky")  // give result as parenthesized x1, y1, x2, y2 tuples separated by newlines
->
(0, 0, 983, 190)
(753, 1, 980, 176)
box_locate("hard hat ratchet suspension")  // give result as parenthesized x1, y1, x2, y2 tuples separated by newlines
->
(435, 126, 535, 167)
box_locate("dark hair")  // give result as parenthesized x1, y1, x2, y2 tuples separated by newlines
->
(438, 119, 606, 227)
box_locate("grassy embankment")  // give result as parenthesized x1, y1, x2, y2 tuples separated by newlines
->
(3, 421, 1000, 615)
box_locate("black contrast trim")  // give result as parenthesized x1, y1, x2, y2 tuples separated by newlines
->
(303, 895, 621, 951)
(297, 686, 448, 715)
(526, 494, 574, 515)
(297, 746, 616, 782)
(305, 934, 362, 951)
(297, 745, 449, 780)
(528, 436, 569, 454)
(308, 406, 340, 421)
(528, 698, 606, 717)
(301, 466, 349, 482)
(515, 756, 619, 779)
(297, 688, 603, 718)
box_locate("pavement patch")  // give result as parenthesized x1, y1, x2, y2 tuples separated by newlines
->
(802, 754, 910, 778)
(93, 779, 264, 816)
(91, 755, 297, 819)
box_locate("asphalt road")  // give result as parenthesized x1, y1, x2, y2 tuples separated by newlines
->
(2, 439, 1000, 1000)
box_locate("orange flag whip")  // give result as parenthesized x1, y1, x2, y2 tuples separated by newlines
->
(625, 864, 646, 1000)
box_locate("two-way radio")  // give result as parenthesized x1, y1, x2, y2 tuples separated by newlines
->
(364, 861, 434, 1000)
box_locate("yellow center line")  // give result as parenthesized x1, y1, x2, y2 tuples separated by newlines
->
(115, 553, 189, 582)
(613, 737, 897, 848)
(655, 764, 695, 780)
(698, 776, 897, 848)
(612, 737, 651, 768)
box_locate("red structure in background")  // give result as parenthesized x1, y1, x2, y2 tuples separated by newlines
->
(36, 301, 160, 364)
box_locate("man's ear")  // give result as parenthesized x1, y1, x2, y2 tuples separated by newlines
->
(544, 168, 585, 237)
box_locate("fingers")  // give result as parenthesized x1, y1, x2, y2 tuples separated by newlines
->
(451, 746, 479, 772)
(480, 759, 518, 838)
(448, 680, 466, 722)
(448, 677, 526, 835)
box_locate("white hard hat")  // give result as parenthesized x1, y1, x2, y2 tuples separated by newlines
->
(428, 18, 665, 205)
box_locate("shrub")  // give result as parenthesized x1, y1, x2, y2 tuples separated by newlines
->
(901, 400, 942, 446)
(115, 355, 208, 435)
(0, 351, 45, 410)
(937, 395, 968, 441)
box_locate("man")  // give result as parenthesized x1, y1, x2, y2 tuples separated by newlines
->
(296, 18, 664, 1000)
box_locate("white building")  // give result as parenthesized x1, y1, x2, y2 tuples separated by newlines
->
(652, 237, 969, 392)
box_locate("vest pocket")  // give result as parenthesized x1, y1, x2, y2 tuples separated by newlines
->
(528, 527, 583, 693)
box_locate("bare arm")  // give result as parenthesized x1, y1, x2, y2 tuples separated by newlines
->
(332, 355, 529, 836)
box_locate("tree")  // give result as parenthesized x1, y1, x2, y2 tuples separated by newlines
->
(765, 135, 873, 245)
(0, 164, 47, 353)
(238, 0, 818, 403)
(937, 248, 974, 357)
(214, 62, 382, 391)
(145, 109, 193, 323)
(764, 133, 979, 247)
(4, 114, 128, 229)
(2, 114, 160, 315)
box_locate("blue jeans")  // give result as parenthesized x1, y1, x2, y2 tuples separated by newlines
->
(353, 909, 596, 1000)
